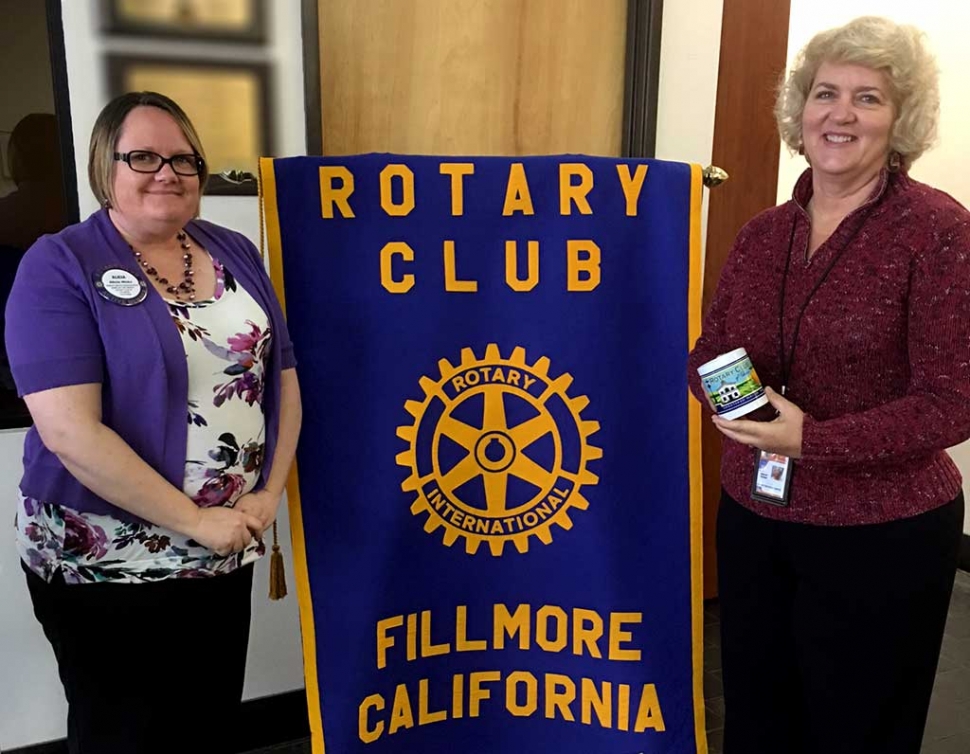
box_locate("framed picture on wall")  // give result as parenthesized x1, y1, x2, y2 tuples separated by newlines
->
(101, 0, 267, 43)
(107, 56, 272, 196)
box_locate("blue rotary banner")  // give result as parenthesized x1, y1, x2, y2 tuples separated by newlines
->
(261, 154, 705, 754)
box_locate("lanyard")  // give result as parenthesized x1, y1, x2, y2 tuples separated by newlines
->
(777, 209, 871, 395)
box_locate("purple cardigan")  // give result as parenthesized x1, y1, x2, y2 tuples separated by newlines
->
(4, 209, 296, 522)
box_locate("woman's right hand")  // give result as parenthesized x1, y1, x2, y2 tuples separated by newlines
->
(189, 507, 265, 556)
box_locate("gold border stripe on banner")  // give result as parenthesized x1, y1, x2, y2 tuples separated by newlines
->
(259, 157, 327, 754)
(688, 162, 708, 754)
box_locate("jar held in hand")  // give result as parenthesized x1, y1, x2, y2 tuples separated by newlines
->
(697, 348, 777, 422)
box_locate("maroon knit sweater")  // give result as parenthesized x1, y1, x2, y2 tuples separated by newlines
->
(688, 168, 970, 525)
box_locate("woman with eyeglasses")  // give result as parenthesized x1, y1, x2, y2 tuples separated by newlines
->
(3, 91, 301, 753)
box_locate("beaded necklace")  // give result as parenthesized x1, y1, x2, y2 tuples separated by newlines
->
(130, 230, 196, 301)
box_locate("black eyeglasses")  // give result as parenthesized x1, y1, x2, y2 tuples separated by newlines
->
(114, 150, 205, 176)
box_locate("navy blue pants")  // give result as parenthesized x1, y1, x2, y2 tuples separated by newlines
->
(24, 562, 254, 754)
(716, 491, 963, 754)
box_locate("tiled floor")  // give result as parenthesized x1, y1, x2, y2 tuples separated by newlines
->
(703, 569, 970, 754)
(251, 570, 970, 754)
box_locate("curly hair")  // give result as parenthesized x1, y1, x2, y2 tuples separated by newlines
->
(775, 16, 939, 172)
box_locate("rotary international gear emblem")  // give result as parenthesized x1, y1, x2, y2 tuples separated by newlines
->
(396, 344, 602, 556)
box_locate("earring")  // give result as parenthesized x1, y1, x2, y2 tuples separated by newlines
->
(888, 151, 902, 172)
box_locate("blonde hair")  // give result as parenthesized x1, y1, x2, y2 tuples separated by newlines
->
(775, 16, 939, 172)
(88, 91, 208, 209)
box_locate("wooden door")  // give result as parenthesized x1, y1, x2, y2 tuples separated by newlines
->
(313, 0, 628, 156)
(702, 0, 791, 597)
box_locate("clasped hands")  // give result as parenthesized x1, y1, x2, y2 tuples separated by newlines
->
(191, 487, 283, 557)
(711, 387, 805, 458)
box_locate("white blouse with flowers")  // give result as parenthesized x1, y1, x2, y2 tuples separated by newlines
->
(15, 256, 272, 583)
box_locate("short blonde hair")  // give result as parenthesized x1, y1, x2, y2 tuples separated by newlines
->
(88, 91, 208, 209)
(775, 16, 939, 172)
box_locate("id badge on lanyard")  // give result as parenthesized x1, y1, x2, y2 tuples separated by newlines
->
(751, 448, 793, 506)
(756, 208, 870, 508)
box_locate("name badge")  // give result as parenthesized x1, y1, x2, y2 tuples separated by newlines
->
(750, 449, 793, 506)
(93, 267, 148, 306)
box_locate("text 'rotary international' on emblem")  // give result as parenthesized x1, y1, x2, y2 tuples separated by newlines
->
(397, 345, 601, 557)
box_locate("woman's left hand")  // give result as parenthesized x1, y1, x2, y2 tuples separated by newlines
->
(711, 387, 805, 458)
(234, 487, 283, 536)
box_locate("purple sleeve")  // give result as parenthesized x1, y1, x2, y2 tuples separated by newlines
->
(268, 274, 297, 371)
(4, 238, 104, 395)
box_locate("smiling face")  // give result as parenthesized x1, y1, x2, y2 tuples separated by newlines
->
(801, 61, 895, 186)
(111, 105, 201, 237)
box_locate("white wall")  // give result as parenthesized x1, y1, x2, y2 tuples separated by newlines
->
(654, 0, 724, 272)
(779, 1, 970, 535)
(0, 1, 308, 748)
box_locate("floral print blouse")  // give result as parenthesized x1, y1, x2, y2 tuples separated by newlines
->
(15, 256, 272, 583)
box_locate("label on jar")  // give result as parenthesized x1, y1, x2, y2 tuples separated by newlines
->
(698, 351, 768, 420)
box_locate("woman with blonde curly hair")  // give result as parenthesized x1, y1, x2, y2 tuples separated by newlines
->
(688, 16, 970, 754)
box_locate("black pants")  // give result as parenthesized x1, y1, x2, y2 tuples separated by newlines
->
(24, 562, 254, 754)
(716, 491, 963, 754)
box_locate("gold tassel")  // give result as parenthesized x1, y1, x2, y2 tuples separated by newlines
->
(260, 169, 288, 602)
(269, 520, 288, 600)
